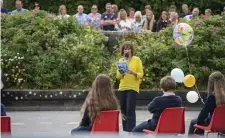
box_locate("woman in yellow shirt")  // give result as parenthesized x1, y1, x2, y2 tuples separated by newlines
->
(116, 41, 144, 132)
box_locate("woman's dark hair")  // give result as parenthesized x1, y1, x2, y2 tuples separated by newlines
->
(120, 41, 134, 56)
(33, 1, 40, 10)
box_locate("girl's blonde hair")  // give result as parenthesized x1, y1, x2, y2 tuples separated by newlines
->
(207, 71, 225, 106)
(81, 74, 119, 124)
(58, 5, 67, 15)
(143, 10, 154, 31)
(134, 11, 142, 19)
(117, 9, 127, 21)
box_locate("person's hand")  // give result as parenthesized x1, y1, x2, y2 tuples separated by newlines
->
(119, 70, 125, 74)
(126, 70, 137, 77)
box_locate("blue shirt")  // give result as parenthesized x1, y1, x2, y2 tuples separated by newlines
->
(11, 8, 28, 15)
(74, 13, 92, 26)
(1, 8, 9, 14)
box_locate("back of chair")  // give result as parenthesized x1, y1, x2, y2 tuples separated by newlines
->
(155, 107, 185, 134)
(91, 110, 119, 133)
(210, 105, 225, 132)
(1, 116, 11, 134)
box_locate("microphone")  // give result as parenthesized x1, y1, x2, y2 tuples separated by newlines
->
(124, 52, 129, 60)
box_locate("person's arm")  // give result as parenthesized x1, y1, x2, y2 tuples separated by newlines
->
(127, 57, 144, 79)
(196, 94, 216, 125)
(148, 98, 158, 113)
(79, 107, 91, 127)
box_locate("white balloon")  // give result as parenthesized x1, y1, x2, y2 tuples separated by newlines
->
(186, 91, 199, 103)
(171, 68, 184, 83)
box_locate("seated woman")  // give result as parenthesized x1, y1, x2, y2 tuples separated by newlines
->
(132, 76, 182, 133)
(115, 9, 131, 31)
(188, 71, 225, 136)
(71, 74, 119, 135)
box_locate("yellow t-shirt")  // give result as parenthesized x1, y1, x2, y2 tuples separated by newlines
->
(116, 56, 144, 93)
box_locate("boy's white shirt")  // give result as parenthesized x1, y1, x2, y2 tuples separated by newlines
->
(163, 91, 175, 96)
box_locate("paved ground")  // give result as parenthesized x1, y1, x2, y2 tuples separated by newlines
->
(5, 111, 219, 137)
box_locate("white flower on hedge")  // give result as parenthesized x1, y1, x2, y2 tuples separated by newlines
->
(16, 66, 18, 68)
(21, 57, 24, 59)
(17, 53, 19, 55)
(14, 56, 17, 59)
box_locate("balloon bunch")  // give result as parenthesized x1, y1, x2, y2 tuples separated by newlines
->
(171, 23, 204, 104)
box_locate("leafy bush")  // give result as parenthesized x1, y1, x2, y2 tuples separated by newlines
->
(109, 15, 225, 90)
(1, 11, 110, 89)
(1, 12, 225, 90)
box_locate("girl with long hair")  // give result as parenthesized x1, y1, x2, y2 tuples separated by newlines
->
(71, 74, 119, 134)
(188, 71, 225, 135)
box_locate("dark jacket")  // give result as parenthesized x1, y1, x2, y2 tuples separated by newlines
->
(147, 94, 182, 130)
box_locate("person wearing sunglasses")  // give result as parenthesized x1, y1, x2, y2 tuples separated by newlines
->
(88, 5, 101, 29)
(33, 1, 40, 11)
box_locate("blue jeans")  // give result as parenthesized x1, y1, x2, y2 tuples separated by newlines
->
(71, 126, 91, 135)
(119, 90, 137, 132)
(132, 120, 154, 133)
(1, 104, 6, 116)
(188, 119, 205, 136)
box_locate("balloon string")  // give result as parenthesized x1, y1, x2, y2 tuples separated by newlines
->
(185, 46, 205, 104)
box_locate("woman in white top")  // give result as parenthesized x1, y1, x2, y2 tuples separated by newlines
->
(115, 9, 131, 31)
(128, 8, 135, 23)
(57, 5, 70, 19)
(131, 11, 144, 33)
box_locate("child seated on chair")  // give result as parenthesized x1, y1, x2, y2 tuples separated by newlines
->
(132, 76, 182, 133)
(188, 71, 225, 136)
(71, 74, 119, 135)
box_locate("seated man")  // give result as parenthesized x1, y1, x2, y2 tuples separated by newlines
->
(132, 76, 182, 133)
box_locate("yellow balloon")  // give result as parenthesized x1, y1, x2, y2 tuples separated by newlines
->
(184, 74, 196, 87)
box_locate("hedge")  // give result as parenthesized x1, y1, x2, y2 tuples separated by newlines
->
(1, 11, 225, 90)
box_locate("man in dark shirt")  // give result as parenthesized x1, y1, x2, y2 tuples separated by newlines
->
(101, 3, 117, 31)
(132, 76, 182, 133)
(180, 4, 192, 18)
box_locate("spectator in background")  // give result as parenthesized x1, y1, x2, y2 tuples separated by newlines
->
(128, 8, 135, 23)
(115, 9, 131, 31)
(180, 4, 191, 18)
(184, 8, 199, 20)
(223, 6, 225, 14)
(101, 3, 117, 31)
(74, 5, 91, 26)
(1, 0, 8, 15)
(11, 0, 28, 15)
(32, 1, 40, 12)
(131, 11, 143, 33)
(168, 5, 177, 13)
(169, 12, 179, 28)
(57, 5, 70, 19)
(142, 10, 154, 32)
(88, 4, 101, 29)
(156, 11, 170, 32)
(142, 5, 151, 20)
(204, 9, 212, 18)
(112, 4, 118, 16)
